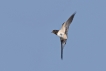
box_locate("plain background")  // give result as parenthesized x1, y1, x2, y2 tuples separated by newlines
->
(0, 0, 106, 71)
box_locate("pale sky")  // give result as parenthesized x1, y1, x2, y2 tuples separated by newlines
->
(0, 0, 106, 71)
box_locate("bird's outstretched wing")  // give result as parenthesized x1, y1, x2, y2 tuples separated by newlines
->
(60, 39, 67, 60)
(65, 12, 76, 30)
(64, 12, 76, 36)
(60, 12, 76, 34)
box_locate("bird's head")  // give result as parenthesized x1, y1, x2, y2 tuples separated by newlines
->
(51, 30, 59, 35)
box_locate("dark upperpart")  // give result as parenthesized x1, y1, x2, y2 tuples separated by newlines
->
(51, 30, 59, 35)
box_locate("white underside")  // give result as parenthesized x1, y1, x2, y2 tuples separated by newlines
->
(57, 31, 67, 40)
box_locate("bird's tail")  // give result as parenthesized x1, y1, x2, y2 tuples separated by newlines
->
(61, 45, 63, 60)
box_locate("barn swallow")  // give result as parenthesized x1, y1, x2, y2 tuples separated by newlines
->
(52, 12, 76, 60)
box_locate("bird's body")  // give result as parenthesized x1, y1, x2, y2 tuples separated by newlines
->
(52, 12, 76, 59)
(57, 31, 67, 39)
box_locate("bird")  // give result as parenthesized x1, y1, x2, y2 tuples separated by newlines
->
(51, 12, 76, 60)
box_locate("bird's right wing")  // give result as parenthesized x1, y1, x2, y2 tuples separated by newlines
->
(59, 12, 76, 34)
(65, 12, 76, 30)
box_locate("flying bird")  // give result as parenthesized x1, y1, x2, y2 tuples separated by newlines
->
(51, 12, 76, 60)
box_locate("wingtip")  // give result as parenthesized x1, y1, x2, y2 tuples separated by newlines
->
(73, 12, 76, 15)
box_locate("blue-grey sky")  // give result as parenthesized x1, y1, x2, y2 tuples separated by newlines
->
(0, 0, 106, 71)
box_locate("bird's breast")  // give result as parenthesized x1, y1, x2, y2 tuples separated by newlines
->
(57, 32, 67, 40)
(62, 34, 67, 40)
